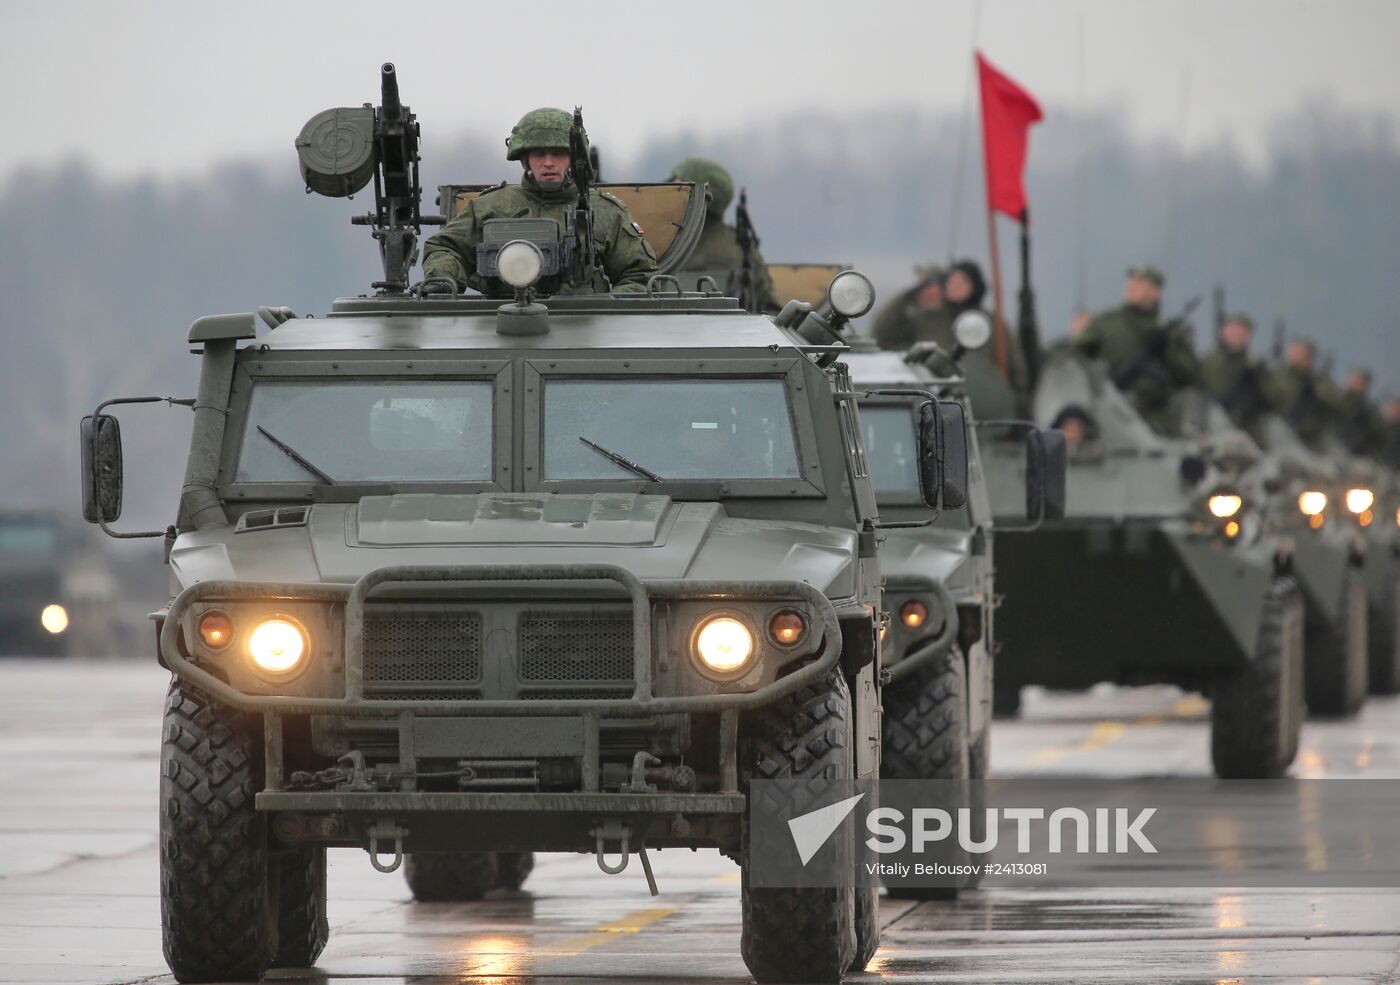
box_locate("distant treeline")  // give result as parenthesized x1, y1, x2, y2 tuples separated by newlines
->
(2, 100, 1396, 525)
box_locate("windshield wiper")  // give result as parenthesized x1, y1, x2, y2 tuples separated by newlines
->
(257, 426, 336, 485)
(578, 436, 664, 482)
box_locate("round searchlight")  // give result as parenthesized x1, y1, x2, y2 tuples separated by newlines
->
(826, 270, 876, 318)
(497, 240, 544, 290)
(952, 310, 993, 351)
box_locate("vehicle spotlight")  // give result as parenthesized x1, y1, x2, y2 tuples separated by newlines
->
(952, 310, 993, 351)
(40, 604, 69, 635)
(247, 617, 308, 676)
(1298, 490, 1328, 516)
(899, 600, 929, 629)
(1345, 487, 1375, 515)
(693, 616, 755, 675)
(197, 610, 234, 649)
(826, 270, 876, 318)
(496, 240, 544, 290)
(1208, 493, 1243, 519)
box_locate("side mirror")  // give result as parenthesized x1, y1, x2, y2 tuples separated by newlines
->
(80, 414, 123, 524)
(1026, 428, 1068, 522)
(915, 399, 970, 511)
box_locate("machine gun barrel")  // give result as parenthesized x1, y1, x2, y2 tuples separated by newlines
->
(380, 62, 402, 121)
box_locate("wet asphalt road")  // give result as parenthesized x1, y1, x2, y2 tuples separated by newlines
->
(3, 660, 1400, 984)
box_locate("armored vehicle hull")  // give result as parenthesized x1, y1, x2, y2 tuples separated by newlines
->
(989, 354, 1304, 779)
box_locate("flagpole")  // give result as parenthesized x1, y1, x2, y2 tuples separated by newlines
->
(985, 203, 1010, 378)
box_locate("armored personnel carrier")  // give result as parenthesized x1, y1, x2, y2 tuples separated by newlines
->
(1249, 418, 1371, 715)
(989, 352, 1305, 779)
(77, 67, 970, 985)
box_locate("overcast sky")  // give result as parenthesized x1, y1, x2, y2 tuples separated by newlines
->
(4, 0, 1398, 181)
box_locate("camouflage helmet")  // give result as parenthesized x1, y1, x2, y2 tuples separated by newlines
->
(506, 107, 576, 162)
(670, 156, 734, 218)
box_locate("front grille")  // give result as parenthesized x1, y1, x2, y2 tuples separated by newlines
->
(363, 610, 482, 697)
(519, 612, 633, 683)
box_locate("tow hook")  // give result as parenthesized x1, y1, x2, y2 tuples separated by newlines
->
(366, 819, 405, 873)
(591, 818, 660, 896)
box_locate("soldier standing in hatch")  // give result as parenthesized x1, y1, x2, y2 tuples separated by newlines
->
(1074, 265, 1199, 433)
(1381, 398, 1400, 469)
(1334, 368, 1386, 457)
(421, 108, 658, 295)
(1265, 338, 1336, 450)
(1201, 313, 1270, 432)
(669, 157, 779, 312)
(871, 263, 947, 350)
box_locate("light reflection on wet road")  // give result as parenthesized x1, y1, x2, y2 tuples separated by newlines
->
(2, 661, 1399, 984)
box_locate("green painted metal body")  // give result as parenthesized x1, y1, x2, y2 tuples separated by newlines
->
(988, 352, 1279, 690)
(155, 290, 884, 857)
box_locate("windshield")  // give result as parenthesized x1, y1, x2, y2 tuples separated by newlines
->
(543, 379, 801, 481)
(861, 405, 920, 494)
(235, 381, 494, 483)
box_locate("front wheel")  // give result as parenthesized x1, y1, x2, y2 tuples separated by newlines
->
(1368, 574, 1400, 695)
(1305, 566, 1369, 717)
(1211, 577, 1305, 779)
(740, 670, 857, 984)
(403, 851, 499, 902)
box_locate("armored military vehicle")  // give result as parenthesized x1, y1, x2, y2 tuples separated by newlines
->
(841, 313, 1065, 897)
(1249, 418, 1371, 715)
(0, 511, 121, 657)
(989, 352, 1305, 779)
(1361, 465, 1400, 693)
(78, 67, 967, 985)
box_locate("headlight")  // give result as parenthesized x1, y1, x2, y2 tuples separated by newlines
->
(1395, 505, 1400, 528)
(826, 270, 876, 318)
(1208, 494, 1243, 519)
(497, 240, 544, 289)
(693, 616, 755, 676)
(768, 610, 806, 647)
(1345, 488, 1375, 515)
(40, 604, 68, 635)
(197, 610, 234, 649)
(247, 617, 308, 676)
(899, 600, 928, 629)
(1298, 490, 1328, 516)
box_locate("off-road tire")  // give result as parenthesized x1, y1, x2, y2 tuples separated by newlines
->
(403, 851, 499, 902)
(1211, 576, 1305, 779)
(274, 847, 329, 968)
(882, 651, 980, 899)
(495, 852, 535, 891)
(850, 884, 880, 972)
(1367, 574, 1400, 695)
(1305, 565, 1369, 717)
(160, 680, 276, 984)
(739, 669, 856, 984)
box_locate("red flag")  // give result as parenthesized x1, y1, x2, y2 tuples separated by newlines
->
(977, 51, 1043, 220)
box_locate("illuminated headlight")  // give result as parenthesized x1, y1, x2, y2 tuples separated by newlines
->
(40, 604, 69, 635)
(1298, 490, 1328, 517)
(1395, 505, 1400, 529)
(827, 270, 876, 318)
(1207, 493, 1243, 519)
(899, 600, 929, 629)
(247, 617, 308, 676)
(497, 240, 544, 289)
(1345, 488, 1375, 515)
(693, 616, 755, 676)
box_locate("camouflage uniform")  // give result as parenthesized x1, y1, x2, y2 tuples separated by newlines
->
(871, 265, 949, 351)
(1265, 364, 1337, 450)
(1200, 346, 1270, 431)
(670, 157, 778, 312)
(422, 108, 657, 294)
(1074, 302, 1199, 433)
(1334, 389, 1386, 457)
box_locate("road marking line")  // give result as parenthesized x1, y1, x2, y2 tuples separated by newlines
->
(551, 905, 682, 956)
(1020, 720, 1125, 769)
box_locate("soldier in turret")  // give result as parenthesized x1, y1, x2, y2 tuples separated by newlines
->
(1201, 313, 1270, 431)
(1334, 368, 1386, 457)
(669, 157, 778, 312)
(1074, 265, 1199, 433)
(1265, 338, 1336, 450)
(871, 262, 947, 351)
(422, 108, 657, 295)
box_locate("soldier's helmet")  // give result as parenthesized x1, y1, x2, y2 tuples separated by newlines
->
(506, 107, 578, 161)
(670, 156, 734, 219)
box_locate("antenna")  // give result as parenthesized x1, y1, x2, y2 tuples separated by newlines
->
(1073, 8, 1088, 309)
(946, 0, 982, 260)
(1161, 67, 1191, 274)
